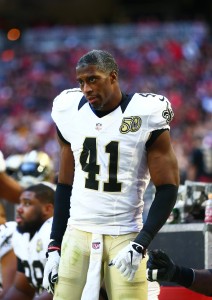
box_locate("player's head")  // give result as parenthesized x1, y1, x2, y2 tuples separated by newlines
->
(76, 50, 119, 75)
(17, 150, 55, 187)
(76, 50, 121, 112)
(16, 182, 55, 234)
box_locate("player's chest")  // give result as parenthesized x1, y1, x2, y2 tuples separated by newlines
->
(63, 108, 147, 150)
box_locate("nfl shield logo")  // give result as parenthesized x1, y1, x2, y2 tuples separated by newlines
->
(92, 242, 100, 250)
(95, 123, 102, 131)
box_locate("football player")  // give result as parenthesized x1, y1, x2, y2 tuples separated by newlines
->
(2, 183, 55, 300)
(147, 249, 212, 297)
(43, 49, 179, 299)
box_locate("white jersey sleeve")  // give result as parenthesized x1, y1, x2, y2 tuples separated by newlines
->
(135, 92, 174, 131)
(52, 88, 84, 141)
(52, 88, 83, 113)
(0, 221, 17, 258)
(12, 218, 52, 293)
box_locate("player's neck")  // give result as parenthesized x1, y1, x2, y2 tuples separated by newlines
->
(91, 92, 126, 117)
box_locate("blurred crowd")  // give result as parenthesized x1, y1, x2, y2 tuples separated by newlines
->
(0, 21, 211, 183)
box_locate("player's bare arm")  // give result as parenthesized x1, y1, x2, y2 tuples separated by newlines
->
(190, 269, 212, 296)
(57, 135, 74, 185)
(1, 271, 53, 300)
(1, 272, 35, 300)
(1, 250, 17, 292)
(147, 130, 180, 187)
(0, 173, 22, 204)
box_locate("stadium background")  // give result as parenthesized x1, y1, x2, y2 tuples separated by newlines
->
(0, 2, 212, 298)
(0, 0, 212, 27)
(0, 0, 211, 177)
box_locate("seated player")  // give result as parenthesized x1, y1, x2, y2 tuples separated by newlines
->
(1, 183, 55, 300)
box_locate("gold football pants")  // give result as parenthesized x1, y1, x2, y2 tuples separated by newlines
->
(53, 227, 148, 300)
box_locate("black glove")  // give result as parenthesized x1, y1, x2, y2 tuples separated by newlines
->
(147, 249, 177, 282)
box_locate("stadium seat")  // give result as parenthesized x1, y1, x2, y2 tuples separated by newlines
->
(159, 286, 212, 300)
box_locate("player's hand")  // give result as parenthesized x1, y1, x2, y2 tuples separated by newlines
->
(109, 241, 146, 281)
(147, 249, 177, 282)
(43, 240, 61, 294)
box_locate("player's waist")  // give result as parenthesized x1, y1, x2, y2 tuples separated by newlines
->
(67, 217, 142, 235)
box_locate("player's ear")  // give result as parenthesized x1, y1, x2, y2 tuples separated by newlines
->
(42, 203, 54, 217)
(110, 70, 118, 83)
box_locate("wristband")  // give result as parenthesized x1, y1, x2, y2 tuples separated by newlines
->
(131, 242, 146, 257)
(46, 240, 61, 257)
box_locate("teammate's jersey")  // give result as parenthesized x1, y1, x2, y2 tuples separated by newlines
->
(0, 221, 17, 290)
(12, 218, 52, 293)
(0, 150, 6, 172)
(52, 89, 174, 235)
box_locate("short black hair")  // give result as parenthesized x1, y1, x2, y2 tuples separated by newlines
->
(76, 49, 119, 75)
(24, 183, 55, 205)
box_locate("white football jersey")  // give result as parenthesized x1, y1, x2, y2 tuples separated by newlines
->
(12, 218, 52, 292)
(0, 221, 17, 289)
(0, 150, 6, 172)
(52, 89, 174, 235)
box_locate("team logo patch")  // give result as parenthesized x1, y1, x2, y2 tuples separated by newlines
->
(119, 116, 142, 134)
(92, 241, 101, 250)
(162, 102, 174, 124)
(36, 239, 43, 253)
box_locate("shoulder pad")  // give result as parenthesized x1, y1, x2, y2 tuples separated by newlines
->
(52, 88, 83, 111)
(136, 92, 167, 102)
(137, 93, 174, 124)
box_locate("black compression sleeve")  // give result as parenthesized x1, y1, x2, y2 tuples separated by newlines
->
(134, 184, 178, 248)
(50, 183, 72, 245)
